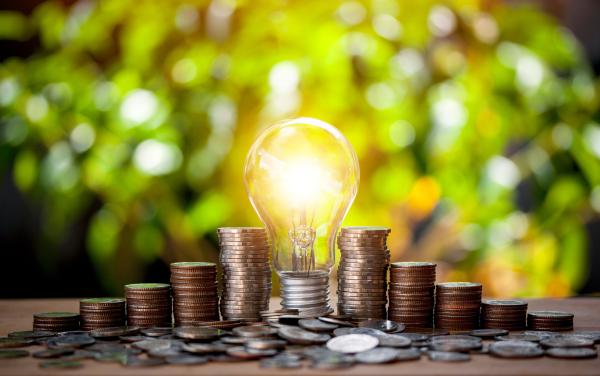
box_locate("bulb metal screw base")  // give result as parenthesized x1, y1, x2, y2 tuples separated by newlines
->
(279, 271, 333, 317)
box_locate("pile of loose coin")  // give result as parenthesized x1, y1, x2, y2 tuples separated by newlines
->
(2, 311, 597, 369)
(218, 227, 272, 321)
(480, 299, 527, 330)
(33, 312, 79, 332)
(79, 298, 126, 331)
(434, 282, 482, 331)
(528, 311, 574, 331)
(171, 262, 219, 325)
(336, 226, 390, 320)
(388, 262, 436, 328)
(125, 283, 172, 328)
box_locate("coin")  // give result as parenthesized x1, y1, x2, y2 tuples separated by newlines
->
(141, 327, 172, 337)
(48, 334, 95, 348)
(354, 347, 399, 364)
(546, 347, 598, 359)
(427, 351, 470, 362)
(0, 337, 33, 348)
(489, 340, 543, 358)
(123, 355, 166, 367)
(164, 354, 209, 365)
(174, 327, 224, 341)
(39, 360, 83, 369)
(541, 336, 595, 348)
(8, 330, 55, 339)
(260, 355, 302, 369)
(326, 334, 378, 353)
(358, 319, 403, 333)
(232, 325, 277, 338)
(278, 326, 331, 345)
(469, 329, 508, 338)
(0, 349, 29, 359)
(246, 339, 287, 350)
(495, 334, 539, 342)
(90, 326, 140, 338)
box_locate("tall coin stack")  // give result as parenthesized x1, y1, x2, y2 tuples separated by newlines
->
(218, 227, 272, 321)
(527, 311, 574, 331)
(435, 282, 482, 330)
(480, 299, 527, 330)
(125, 283, 172, 328)
(388, 262, 436, 328)
(79, 298, 126, 331)
(171, 262, 219, 325)
(33, 312, 79, 332)
(337, 226, 390, 319)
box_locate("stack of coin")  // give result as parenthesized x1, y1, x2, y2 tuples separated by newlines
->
(480, 299, 527, 330)
(218, 227, 272, 321)
(435, 282, 482, 330)
(388, 262, 436, 328)
(171, 262, 219, 325)
(33, 312, 80, 332)
(337, 226, 390, 320)
(527, 311, 574, 331)
(125, 283, 172, 328)
(79, 298, 126, 331)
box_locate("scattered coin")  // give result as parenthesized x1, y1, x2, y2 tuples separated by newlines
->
(427, 351, 470, 362)
(469, 329, 508, 338)
(546, 347, 598, 359)
(260, 355, 302, 369)
(0, 349, 29, 359)
(489, 341, 544, 358)
(246, 339, 287, 350)
(429, 338, 482, 352)
(232, 325, 278, 338)
(358, 319, 404, 333)
(495, 334, 540, 342)
(166, 355, 209, 365)
(355, 347, 400, 364)
(33, 348, 74, 359)
(540, 336, 595, 348)
(278, 326, 331, 345)
(326, 334, 379, 353)
(141, 327, 172, 337)
(39, 360, 83, 369)
(396, 348, 422, 361)
(182, 342, 228, 354)
(49, 334, 95, 348)
(318, 317, 354, 327)
(572, 331, 600, 344)
(299, 319, 338, 332)
(173, 327, 224, 341)
(90, 326, 140, 338)
(8, 331, 55, 339)
(0, 337, 33, 348)
(122, 355, 166, 367)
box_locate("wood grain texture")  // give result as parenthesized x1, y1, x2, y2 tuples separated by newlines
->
(0, 297, 599, 375)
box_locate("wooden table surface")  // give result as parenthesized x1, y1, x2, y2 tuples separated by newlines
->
(0, 297, 599, 375)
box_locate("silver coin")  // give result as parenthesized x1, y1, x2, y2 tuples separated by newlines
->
(427, 351, 470, 362)
(496, 334, 540, 342)
(165, 354, 209, 365)
(541, 335, 595, 348)
(358, 320, 402, 333)
(246, 339, 287, 350)
(326, 334, 379, 353)
(489, 340, 543, 358)
(123, 355, 166, 367)
(48, 335, 95, 348)
(318, 317, 355, 327)
(355, 347, 400, 364)
(277, 326, 331, 345)
(232, 325, 278, 338)
(298, 319, 338, 332)
(173, 327, 224, 340)
(546, 347, 598, 359)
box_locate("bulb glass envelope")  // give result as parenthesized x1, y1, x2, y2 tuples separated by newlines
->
(244, 117, 359, 276)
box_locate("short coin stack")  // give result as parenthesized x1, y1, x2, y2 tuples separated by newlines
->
(125, 283, 172, 328)
(33, 312, 79, 332)
(527, 311, 574, 331)
(480, 299, 527, 330)
(434, 282, 482, 330)
(79, 298, 126, 331)
(388, 262, 436, 328)
(171, 262, 219, 325)
(337, 226, 390, 320)
(218, 227, 272, 321)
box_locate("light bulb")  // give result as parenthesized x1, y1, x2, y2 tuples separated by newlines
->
(244, 117, 359, 315)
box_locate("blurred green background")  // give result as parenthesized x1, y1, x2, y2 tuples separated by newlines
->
(1, 0, 599, 298)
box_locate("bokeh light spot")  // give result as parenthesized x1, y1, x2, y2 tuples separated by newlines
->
(120, 89, 158, 125)
(70, 123, 96, 153)
(486, 156, 521, 189)
(133, 139, 182, 176)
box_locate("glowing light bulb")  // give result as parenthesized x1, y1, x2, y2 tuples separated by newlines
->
(244, 117, 359, 315)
